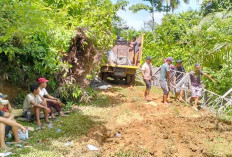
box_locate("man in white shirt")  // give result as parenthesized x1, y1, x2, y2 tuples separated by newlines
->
(23, 84, 50, 127)
(37, 78, 66, 119)
(141, 56, 153, 101)
(0, 93, 12, 113)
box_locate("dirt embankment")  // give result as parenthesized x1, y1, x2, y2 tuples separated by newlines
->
(72, 86, 232, 157)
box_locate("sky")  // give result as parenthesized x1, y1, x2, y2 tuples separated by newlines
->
(112, 0, 203, 30)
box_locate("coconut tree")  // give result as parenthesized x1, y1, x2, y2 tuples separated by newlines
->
(129, 0, 191, 31)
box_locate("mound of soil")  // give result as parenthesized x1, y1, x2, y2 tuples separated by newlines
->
(72, 87, 232, 157)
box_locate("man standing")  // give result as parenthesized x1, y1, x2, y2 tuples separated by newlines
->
(174, 60, 186, 102)
(160, 57, 173, 104)
(189, 63, 215, 110)
(141, 56, 153, 101)
(130, 36, 140, 66)
(23, 84, 50, 128)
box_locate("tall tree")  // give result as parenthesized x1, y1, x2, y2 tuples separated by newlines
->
(129, 0, 189, 31)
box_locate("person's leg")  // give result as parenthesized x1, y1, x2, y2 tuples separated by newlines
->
(43, 108, 49, 123)
(7, 103, 12, 113)
(2, 112, 14, 120)
(0, 123, 7, 150)
(194, 96, 199, 107)
(11, 123, 20, 142)
(46, 101, 55, 118)
(35, 107, 42, 126)
(179, 90, 184, 101)
(145, 81, 151, 100)
(175, 92, 179, 101)
(163, 94, 168, 104)
(163, 82, 170, 104)
(134, 53, 138, 66)
(0, 123, 6, 149)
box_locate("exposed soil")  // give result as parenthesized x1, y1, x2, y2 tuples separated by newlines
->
(70, 86, 232, 157)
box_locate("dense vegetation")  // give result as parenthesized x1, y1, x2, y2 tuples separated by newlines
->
(0, 0, 123, 104)
(0, 0, 232, 104)
(143, 0, 232, 95)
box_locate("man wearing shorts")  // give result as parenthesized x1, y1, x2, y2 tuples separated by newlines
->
(160, 57, 173, 104)
(141, 56, 153, 101)
(190, 63, 215, 110)
(174, 60, 186, 102)
(23, 84, 50, 128)
(130, 37, 140, 66)
(0, 111, 26, 150)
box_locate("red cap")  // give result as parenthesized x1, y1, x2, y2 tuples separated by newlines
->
(37, 78, 49, 84)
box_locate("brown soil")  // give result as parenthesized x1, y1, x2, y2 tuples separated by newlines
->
(70, 86, 232, 157)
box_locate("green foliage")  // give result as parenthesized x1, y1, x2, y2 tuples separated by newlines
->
(129, 0, 183, 13)
(143, 10, 232, 94)
(201, 0, 232, 16)
(0, 0, 117, 86)
(13, 91, 28, 109)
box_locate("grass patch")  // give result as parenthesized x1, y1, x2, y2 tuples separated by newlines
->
(7, 112, 95, 156)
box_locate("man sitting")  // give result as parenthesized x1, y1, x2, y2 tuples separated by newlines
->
(0, 94, 14, 120)
(0, 111, 26, 150)
(23, 84, 50, 128)
(0, 93, 12, 113)
(37, 78, 66, 119)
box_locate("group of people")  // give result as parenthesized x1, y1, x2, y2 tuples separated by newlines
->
(0, 77, 66, 150)
(142, 56, 215, 110)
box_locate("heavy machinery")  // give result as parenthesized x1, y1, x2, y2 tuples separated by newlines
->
(99, 27, 144, 85)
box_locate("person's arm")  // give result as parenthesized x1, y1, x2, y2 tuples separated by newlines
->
(167, 71, 171, 87)
(165, 65, 171, 87)
(174, 76, 177, 85)
(45, 94, 57, 100)
(30, 100, 49, 110)
(142, 70, 146, 80)
(203, 73, 216, 82)
(0, 117, 26, 131)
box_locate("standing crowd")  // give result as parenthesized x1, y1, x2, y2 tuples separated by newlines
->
(142, 56, 215, 110)
(0, 78, 66, 150)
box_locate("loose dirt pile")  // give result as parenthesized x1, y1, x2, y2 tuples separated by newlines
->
(72, 86, 232, 157)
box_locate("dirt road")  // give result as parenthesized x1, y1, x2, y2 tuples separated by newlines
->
(71, 86, 232, 157)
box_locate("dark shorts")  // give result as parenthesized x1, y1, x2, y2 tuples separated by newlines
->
(5, 125, 12, 136)
(0, 111, 5, 117)
(144, 80, 151, 89)
(160, 81, 169, 95)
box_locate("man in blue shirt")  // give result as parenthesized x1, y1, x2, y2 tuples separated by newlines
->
(160, 57, 173, 104)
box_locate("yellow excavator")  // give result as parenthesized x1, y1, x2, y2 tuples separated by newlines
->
(100, 27, 144, 85)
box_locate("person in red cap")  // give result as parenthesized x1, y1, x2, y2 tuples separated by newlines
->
(37, 78, 66, 119)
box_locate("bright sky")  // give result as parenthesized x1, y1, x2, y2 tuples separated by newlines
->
(112, 0, 203, 30)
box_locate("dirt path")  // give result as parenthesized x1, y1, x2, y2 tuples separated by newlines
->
(69, 86, 232, 157)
